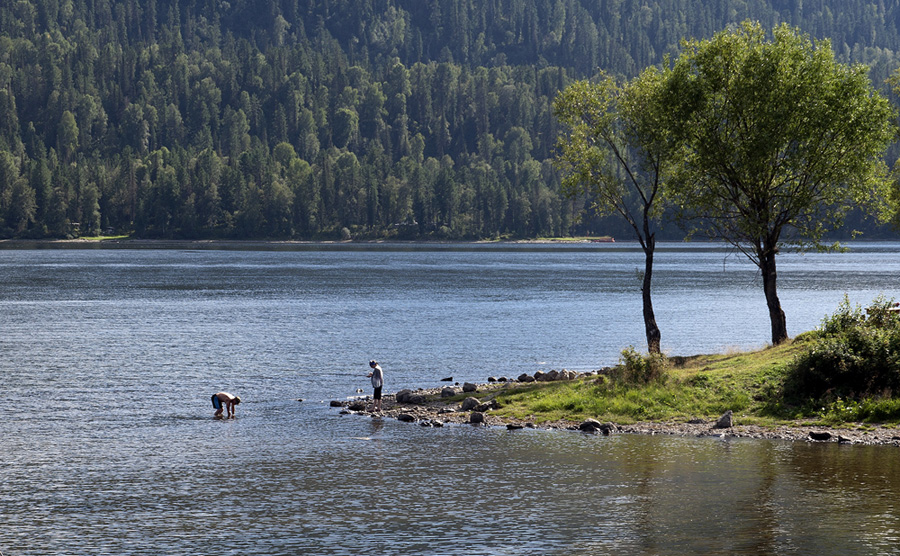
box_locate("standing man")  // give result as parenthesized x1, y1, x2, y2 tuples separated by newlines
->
(367, 360, 383, 412)
(211, 391, 241, 418)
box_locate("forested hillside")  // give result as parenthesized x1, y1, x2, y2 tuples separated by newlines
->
(1, 0, 898, 239)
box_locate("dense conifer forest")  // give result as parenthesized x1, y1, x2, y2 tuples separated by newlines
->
(0, 0, 898, 239)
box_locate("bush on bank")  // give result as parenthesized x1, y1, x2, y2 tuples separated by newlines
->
(784, 295, 900, 422)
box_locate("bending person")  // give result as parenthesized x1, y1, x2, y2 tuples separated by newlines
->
(211, 391, 241, 418)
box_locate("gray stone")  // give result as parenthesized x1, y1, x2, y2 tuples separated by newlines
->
(475, 401, 495, 412)
(517, 373, 531, 382)
(348, 401, 367, 411)
(330, 400, 345, 407)
(713, 410, 733, 429)
(441, 387, 457, 398)
(579, 419, 615, 435)
(406, 394, 426, 405)
(469, 411, 485, 424)
(395, 389, 413, 403)
(460, 397, 481, 411)
(809, 431, 832, 441)
(440, 376, 453, 382)
(533, 371, 545, 381)
(462, 382, 478, 393)
(506, 424, 524, 430)
(397, 413, 416, 423)
(487, 376, 497, 383)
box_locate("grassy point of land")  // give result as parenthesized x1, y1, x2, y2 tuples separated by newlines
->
(458, 337, 896, 430)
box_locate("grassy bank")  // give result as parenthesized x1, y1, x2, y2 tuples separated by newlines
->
(476, 336, 900, 429)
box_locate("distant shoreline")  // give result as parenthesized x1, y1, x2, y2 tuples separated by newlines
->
(0, 236, 620, 250)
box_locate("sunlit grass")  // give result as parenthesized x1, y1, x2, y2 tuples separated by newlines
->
(483, 339, 815, 425)
(80, 235, 131, 241)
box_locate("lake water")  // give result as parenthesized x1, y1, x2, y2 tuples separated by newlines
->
(2, 241, 900, 555)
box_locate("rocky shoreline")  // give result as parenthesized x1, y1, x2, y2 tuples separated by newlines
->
(333, 379, 900, 446)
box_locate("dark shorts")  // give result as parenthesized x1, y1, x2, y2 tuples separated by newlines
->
(373, 386, 382, 400)
(211, 394, 222, 409)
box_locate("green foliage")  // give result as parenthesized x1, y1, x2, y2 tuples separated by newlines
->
(0, 2, 899, 240)
(667, 22, 897, 248)
(615, 346, 669, 385)
(661, 21, 898, 345)
(814, 397, 900, 424)
(785, 296, 900, 402)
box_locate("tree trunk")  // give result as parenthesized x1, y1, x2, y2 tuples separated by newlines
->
(642, 237, 661, 354)
(760, 247, 788, 345)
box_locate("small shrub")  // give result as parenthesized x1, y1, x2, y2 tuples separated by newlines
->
(616, 346, 669, 385)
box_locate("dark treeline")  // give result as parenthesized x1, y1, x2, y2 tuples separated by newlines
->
(1, 0, 899, 239)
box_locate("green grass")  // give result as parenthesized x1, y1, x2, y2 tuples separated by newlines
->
(476, 339, 837, 426)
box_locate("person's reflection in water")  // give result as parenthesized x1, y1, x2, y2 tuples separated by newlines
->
(368, 416, 385, 503)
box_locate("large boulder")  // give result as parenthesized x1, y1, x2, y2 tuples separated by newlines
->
(441, 387, 457, 398)
(348, 401, 367, 411)
(518, 373, 535, 383)
(469, 412, 485, 424)
(713, 410, 733, 429)
(397, 413, 416, 423)
(462, 382, 478, 393)
(395, 389, 413, 403)
(406, 394, 426, 405)
(579, 419, 615, 435)
(461, 397, 481, 411)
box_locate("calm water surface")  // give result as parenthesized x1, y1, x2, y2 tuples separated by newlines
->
(2, 242, 900, 555)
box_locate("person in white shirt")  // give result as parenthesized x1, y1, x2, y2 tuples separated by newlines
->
(367, 360, 384, 412)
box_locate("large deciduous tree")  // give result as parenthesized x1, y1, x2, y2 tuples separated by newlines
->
(664, 22, 897, 345)
(554, 69, 674, 354)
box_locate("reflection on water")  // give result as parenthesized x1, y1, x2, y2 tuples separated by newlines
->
(3, 244, 900, 555)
